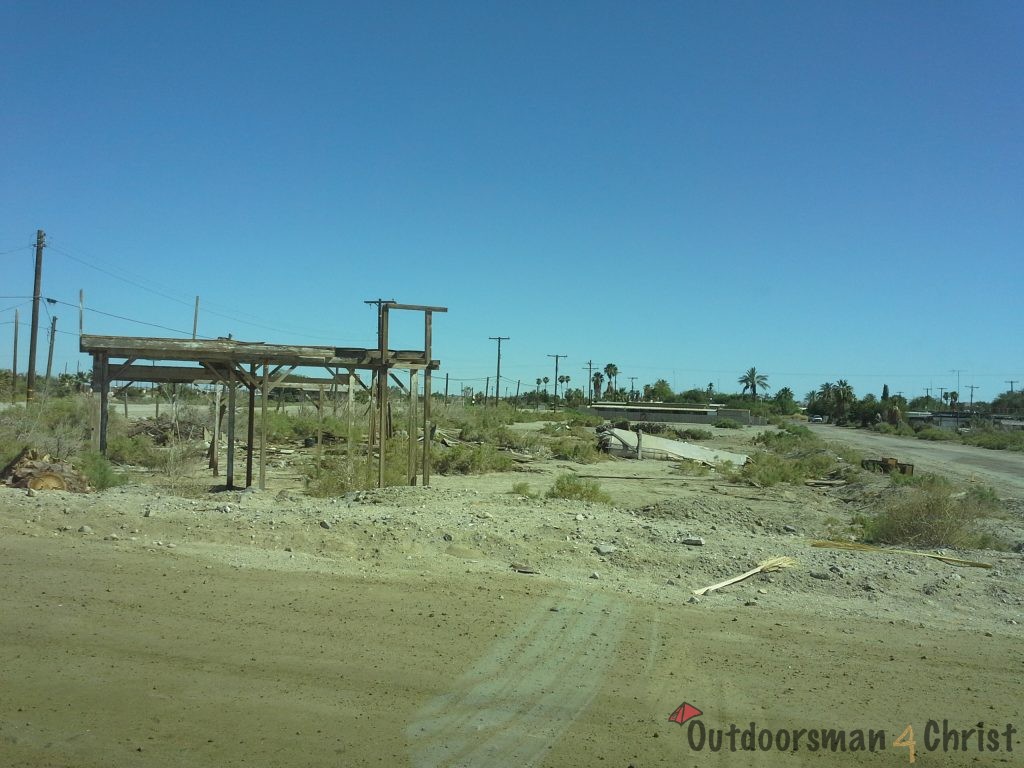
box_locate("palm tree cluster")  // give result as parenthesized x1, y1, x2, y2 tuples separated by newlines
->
(807, 380, 856, 423)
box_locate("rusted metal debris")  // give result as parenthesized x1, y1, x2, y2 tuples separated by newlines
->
(861, 457, 914, 475)
(0, 448, 90, 492)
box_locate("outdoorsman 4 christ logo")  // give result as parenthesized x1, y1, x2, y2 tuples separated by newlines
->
(668, 702, 1017, 762)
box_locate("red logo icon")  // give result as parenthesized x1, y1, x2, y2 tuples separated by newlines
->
(669, 702, 703, 725)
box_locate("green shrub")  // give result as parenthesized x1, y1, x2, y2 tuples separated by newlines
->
(107, 434, 165, 468)
(915, 426, 958, 442)
(713, 418, 742, 429)
(548, 437, 601, 464)
(509, 481, 539, 498)
(962, 429, 1024, 452)
(860, 485, 1004, 549)
(545, 474, 611, 503)
(431, 443, 514, 475)
(76, 450, 127, 490)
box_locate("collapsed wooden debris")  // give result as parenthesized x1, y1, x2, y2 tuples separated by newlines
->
(128, 416, 205, 445)
(0, 447, 91, 492)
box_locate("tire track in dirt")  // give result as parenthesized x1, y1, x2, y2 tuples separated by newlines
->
(406, 586, 629, 768)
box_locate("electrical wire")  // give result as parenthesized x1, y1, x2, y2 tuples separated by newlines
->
(48, 241, 366, 344)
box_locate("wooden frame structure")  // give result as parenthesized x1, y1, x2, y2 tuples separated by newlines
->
(80, 302, 446, 490)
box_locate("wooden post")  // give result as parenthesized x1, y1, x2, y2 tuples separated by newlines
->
(259, 360, 268, 490)
(97, 352, 109, 454)
(26, 229, 44, 404)
(10, 309, 17, 404)
(485, 377, 489, 406)
(377, 304, 390, 488)
(407, 369, 418, 485)
(245, 364, 256, 488)
(636, 428, 643, 460)
(317, 383, 325, 469)
(192, 296, 200, 339)
(444, 372, 449, 406)
(514, 380, 520, 411)
(226, 368, 236, 489)
(123, 389, 129, 418)
(422, 311, 433, 486)
(210, 384, 220, 475)
(78, 289, 84, 338)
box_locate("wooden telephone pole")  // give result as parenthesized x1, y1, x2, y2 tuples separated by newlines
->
(26, 229, 45, 403)
(489, 336, 509, 407)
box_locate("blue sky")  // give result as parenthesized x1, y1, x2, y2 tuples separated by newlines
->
(2, 1, 1021, 403)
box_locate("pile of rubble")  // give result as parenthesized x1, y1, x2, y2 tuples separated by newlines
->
(0, 448, 90, 492)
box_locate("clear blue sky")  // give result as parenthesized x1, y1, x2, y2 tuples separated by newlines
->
(2, 1, 1021, 403)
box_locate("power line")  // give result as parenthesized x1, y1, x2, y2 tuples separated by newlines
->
(49, 241, 364, 344)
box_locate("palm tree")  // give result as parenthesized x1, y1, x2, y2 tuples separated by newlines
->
(833, 379, 855, 423)
(604, 363, 619, 395)
(542, 376, 549, 396)
(738, 367, 769, 398)
(592, 372, 604, 403)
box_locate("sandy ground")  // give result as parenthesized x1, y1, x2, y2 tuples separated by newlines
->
(2, 424, 1022, 767)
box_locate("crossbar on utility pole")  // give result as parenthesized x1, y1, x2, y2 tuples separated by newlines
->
(489, 336, 509, 407)
(547, 354, 566, 408)
(1006, 380, 1018, 394)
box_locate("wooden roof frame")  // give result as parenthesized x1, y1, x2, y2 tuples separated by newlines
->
(79, 301, 447, 491)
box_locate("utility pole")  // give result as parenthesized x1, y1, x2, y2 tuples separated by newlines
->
(966, 384, 979, 410)
(26, 229, 45, 403)
(489, 336, 509, 407)
(584, 360, 594, 404)
(547, 354, 566, 408)
(628, 376, 637, 401)
(45, 316, 58, 385)
(10, 309, 18, 404)
(192, 296, 200, 339)
(1007, 380, 1018, 394)
(937, 387, 946, 406)
(950, 369, 963, 396)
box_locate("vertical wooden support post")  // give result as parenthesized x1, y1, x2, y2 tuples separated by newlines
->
(407, 369, 418, 485)
(422, 310, 433, 487)
(10, 308, 18, 404)
(245, 364, 256, 488)
(259, 360, 268, 490)
(123, 389, 129, 418)
(636, 428, 643, 460)
(331, 367, 339, 417)
(377, 304, 390, 488)
(317, 383, 325, 468)
(211, 384, 221, 476)
(226, 367, 236, 489)
(97, 352, 109, 454)
(346, 368, 354, 457)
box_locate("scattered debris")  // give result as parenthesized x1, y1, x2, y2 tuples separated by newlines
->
(510, 563, 538, 574)
(599, 428, 748, 466)
(680, 537, 705, 547)
(692, 556, 797, 596)
(1, 448, 90, 492)
(128, 415, 205, 444)
(811, 540, 991, 569)
(861, 457, 914, 476)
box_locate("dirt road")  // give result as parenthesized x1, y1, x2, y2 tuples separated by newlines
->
(809, 423, 1024, 496)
